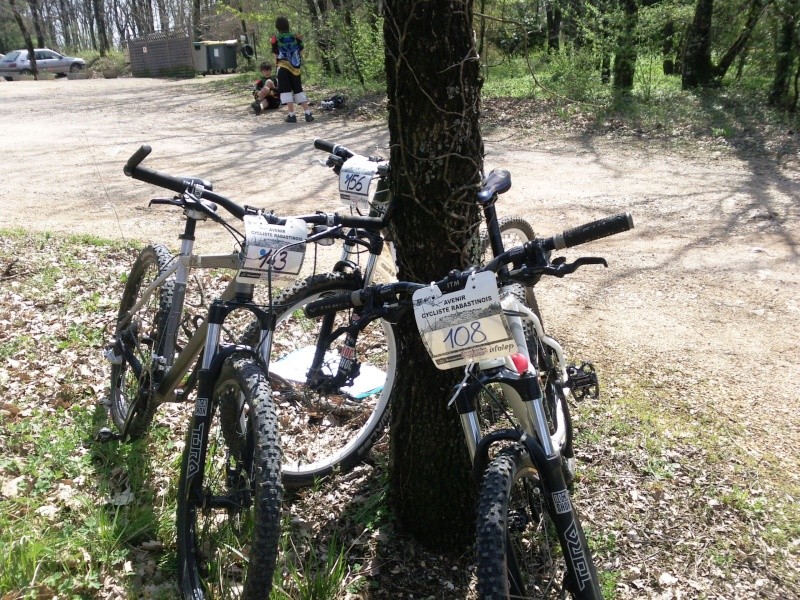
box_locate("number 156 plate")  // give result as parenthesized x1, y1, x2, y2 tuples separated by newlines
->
(412, 271, 515, 369)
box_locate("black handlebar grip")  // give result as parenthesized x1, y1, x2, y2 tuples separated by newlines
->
(304, 290, 362, 318)
(124, 145, 152, 176)
(334, 214, 385, 229)
(313, 138, 353, 160)
(313, 139, 336, 153)
(550, 212, 634, 250)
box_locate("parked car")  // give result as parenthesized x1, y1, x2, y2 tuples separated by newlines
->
(0, 49, 85, 80)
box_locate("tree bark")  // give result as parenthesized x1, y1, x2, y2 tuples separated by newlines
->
(613, 0, 639, 90)
(546, 0, 562, 52)
(383, 0, 483, 550)
(92, 0, 111, 55)
(682, 0, 715, 87)
(682, 0, 768, 88)
(662, 20, 676, 75)
(768, 1, 799, 107)
(8, 0, 37, 76)
(26, 0, 46, 48)
(712, 0, 766, 80)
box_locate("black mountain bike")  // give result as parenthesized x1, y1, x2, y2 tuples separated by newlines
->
(304, 212, 635, 599)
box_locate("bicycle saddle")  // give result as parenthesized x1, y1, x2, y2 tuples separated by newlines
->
(476, 169, 511, 205)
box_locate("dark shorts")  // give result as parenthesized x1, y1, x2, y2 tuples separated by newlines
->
(265, 94, 280, 109)
(277, 68, 303, 95)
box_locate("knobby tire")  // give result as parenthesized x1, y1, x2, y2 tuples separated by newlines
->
(176, 357, 282, 599)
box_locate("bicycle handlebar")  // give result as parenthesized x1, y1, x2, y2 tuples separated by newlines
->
(305, 212, 635, 318)
(123, 144, 387, 229)
(124, 145, 248, 220)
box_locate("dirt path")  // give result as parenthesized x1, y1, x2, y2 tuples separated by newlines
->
(2, 75, 799, 594)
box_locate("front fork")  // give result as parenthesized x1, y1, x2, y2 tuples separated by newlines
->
(183, 285, 272, 506)
(458, 372, 601, 598)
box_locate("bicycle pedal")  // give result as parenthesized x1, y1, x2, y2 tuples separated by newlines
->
(95, 427, 122, 443)
(566, 362, 599, 400)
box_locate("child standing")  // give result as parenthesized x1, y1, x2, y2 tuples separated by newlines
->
(271, 16, 314, 123)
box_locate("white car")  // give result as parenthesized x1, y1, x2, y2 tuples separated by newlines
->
(0, 48, 85, 80)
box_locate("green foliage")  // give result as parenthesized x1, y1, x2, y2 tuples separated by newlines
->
(542, 49, 608, 102)
(489, 6, 547, 56)
(278, 536, 348, 600)
(87, 51, 127, 75)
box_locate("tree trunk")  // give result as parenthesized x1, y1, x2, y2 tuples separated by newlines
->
(92, 0, 110, 55)
(546, 0, 562, 52)
(57, 0, 73, 47)
(682, 0, 715, 87)
(383, 0, 483, 551)
(712, 0, 766, 80)
(613, 0, 639, 91)
(26, 0, 46, 48)
(193, 0, 202, 40)
(768, 2, 798, 108)
(662, 20, 676, 75)
(306, 0, 340, 75)
(8, 0, 37, 76)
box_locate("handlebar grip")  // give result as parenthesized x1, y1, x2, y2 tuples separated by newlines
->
(334, 214, 385, 229)
(128, 165, 189, 197)
(550, 212, 634, 250)
(305, 290, 362, 318)
(124, 145, 152, 176)
(314, 138, 354, 160)
(313, 138, 336, 153)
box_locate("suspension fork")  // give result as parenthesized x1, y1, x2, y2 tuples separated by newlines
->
(183, 283, 270, 504)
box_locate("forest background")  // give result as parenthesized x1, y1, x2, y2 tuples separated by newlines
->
(1, 0, 800, 115)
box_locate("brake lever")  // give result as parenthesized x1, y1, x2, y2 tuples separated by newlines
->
(149, 196, 183, 207)
(546, 256, 608, 277)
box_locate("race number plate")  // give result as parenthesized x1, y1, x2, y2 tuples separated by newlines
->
(237, 215, 307, 283)
(413, 271, 514, 369)
(339, 155, 380, 211)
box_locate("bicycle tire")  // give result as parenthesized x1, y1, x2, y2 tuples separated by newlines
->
(176, 357, 282, 599)
(475, 445, 601, 599)
(108, 244, 175, 439)
(480, 216, 541, 321)
(242, 271, 397, 488)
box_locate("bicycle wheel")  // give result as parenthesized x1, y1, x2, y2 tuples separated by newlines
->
(480, 216, 540, 320)
(108, 244, 175, 439)
(475, 445, 601, 599)
(176, 357, 282, 600)
(244, 271, 397, 488)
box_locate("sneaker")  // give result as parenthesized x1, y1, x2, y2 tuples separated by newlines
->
(304, 112, 314, 122)
(251, 101, 262, 116)
(285, 114, 297, 123)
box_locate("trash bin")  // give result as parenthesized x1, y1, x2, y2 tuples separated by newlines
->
(192, 42, 208, 73)
(207, 40, 238, 73)
(193, 40, 238, 74)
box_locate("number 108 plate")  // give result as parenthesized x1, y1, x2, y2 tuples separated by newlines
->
(412, 271, 515, 369)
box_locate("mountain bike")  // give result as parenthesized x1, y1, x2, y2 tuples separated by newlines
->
(101, 145, 387, 443)
(103, 144, 406, 598)
(304, 212, 634, 599)
(247, 138, 541, 488)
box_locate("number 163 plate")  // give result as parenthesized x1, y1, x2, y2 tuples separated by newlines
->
(412, 271, 515, 369)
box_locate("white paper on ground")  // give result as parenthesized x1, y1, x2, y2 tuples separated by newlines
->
(271, 345, 386, 399)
